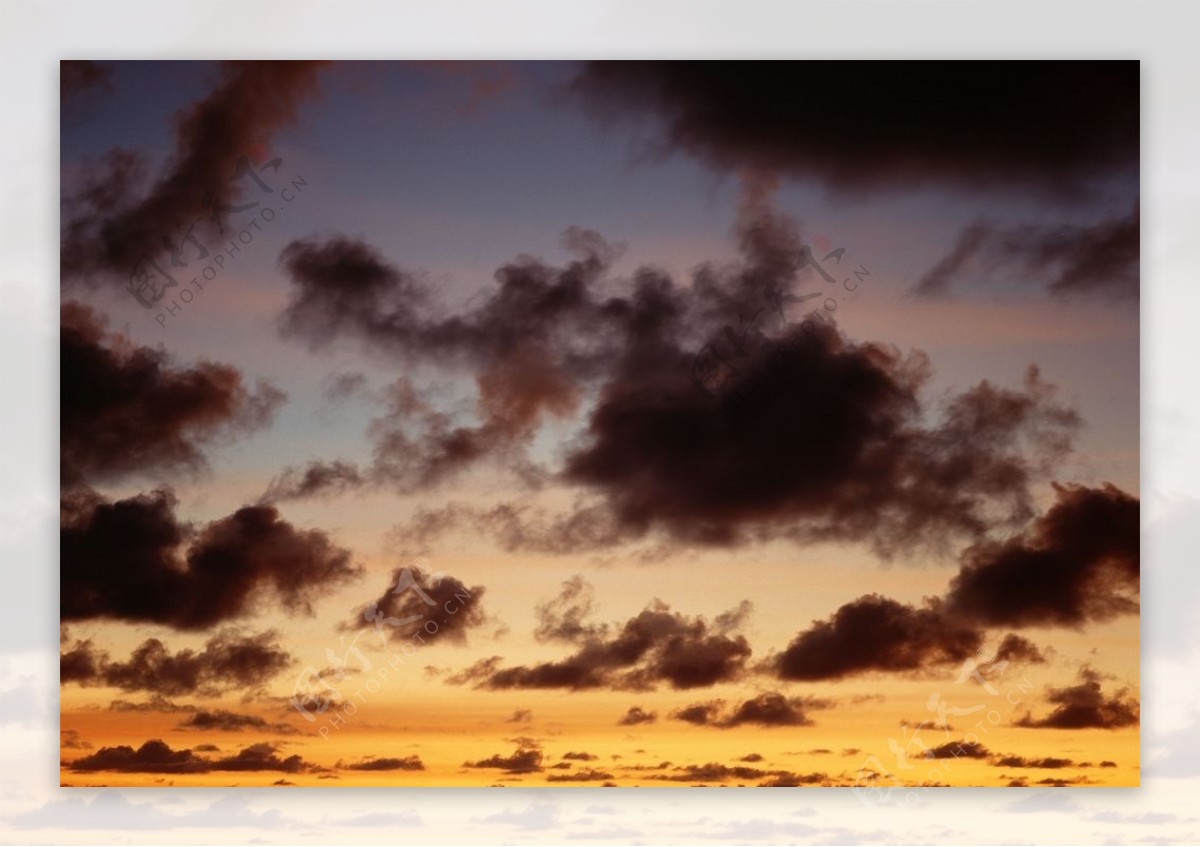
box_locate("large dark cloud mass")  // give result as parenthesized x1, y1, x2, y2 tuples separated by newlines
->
(60, 630, 292, 696)
(562, 338, 1076, 552)
(916, 206, 1139, 298)
(570, 61, 1138, 194)
(276, 200, 1081, 558)
(62, 486, 359, 630)
(61, 302, 284, 487)
(448, 581, 752, 691)
(62, 61, 326, 281)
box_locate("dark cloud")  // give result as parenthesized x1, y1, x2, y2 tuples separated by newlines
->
(545, 768, 615, 783)
(506, 709, 533, 724)
(670, 693, 830, 729)
(61, 302, 284, 487)
(60, 630, 292, 696)
(561, 751, 599, 761)
(62, 486, 359, 630)
(534, 576, 605, 643)
(59, 636, 104, 684)
(259, 460, 366, 503)
(337, 755, 425, 771)
(946, 483, 1139, 627)
(366, 372, 569, 491)
(68, 739, 312, 774)
(260, 366, 574, 499)
(654, 762, 771, 783)
(758, 771, 829, 787)
(60, 729, 93, 750)
(278, 203, 1080, 559)
(563, 347, 1078, 552)
(621, 761, 674, 773)
(269, 231, 598, 494)
(447, 592, 751, 691)
(773, 595, 982, 682)
(651, 762, 828, 786)
(108, 695, 196, 713)
(904, 720, 953, 732)
(924, 741, 991, 760)
(1035, 776, 1092, 786)
(570, 61, 1138, 193)
(463, 745, 544, 774)
(1016, 667, 1139, 729)
(915, 207, 1139, 298)
(992, 755, 1077, 769)
(617, 706, 657, 726)
(346, 565, 487, 645)
(672, 701, 724, 726)
(718, 692, 827, 728)
(278, 227, 619, 369)
(67, 739, 209, 775)
(713, 600, 754, 633)
(62, 61, 326, 282)
(989, 634, 1049, 665)
(198, 742, 312, 774)
(176, 710, 298, 735)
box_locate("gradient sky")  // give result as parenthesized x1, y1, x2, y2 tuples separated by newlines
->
(58, 60, 1140, 788)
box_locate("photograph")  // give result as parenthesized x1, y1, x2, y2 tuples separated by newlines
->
(58, 59, 1139, 789)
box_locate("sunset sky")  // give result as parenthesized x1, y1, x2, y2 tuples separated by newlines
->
(58, 60, 1140, 788)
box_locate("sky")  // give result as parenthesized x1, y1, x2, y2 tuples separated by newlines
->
(55, 60, 1140, 789)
